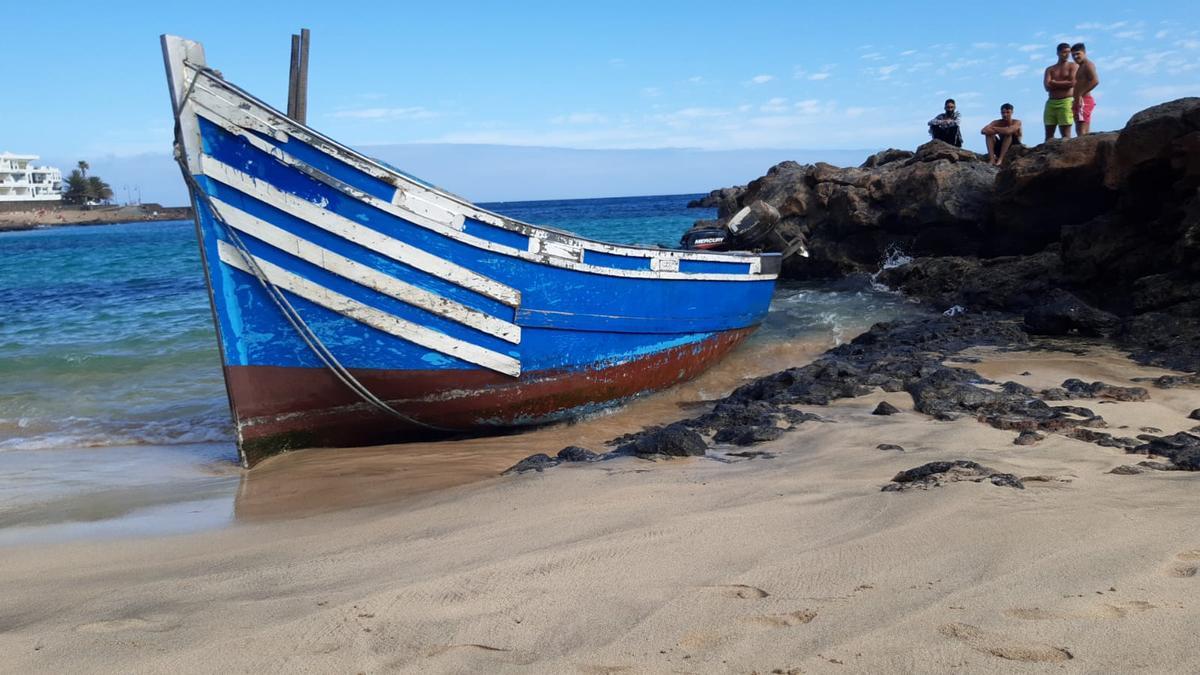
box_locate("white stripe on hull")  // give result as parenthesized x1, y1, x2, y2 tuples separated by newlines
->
(216, 240, 521, 377)
(208, 196, 520, 344)
(200, 154, 521, 307)
(187, 86, 773, 281)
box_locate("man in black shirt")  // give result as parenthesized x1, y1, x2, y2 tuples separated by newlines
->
(928, 99, 963, 147)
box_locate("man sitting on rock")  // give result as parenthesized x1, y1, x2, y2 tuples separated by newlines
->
(928, 99, 963, 147)
(981, 103, 1022, 166)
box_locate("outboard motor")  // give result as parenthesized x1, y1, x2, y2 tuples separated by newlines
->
(679, 223, 731, 250)
(728, 201, 810, 259)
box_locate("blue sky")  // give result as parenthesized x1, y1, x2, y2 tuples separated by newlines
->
(4, 1, 1197, 202)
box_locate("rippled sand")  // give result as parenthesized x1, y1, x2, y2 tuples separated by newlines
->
(1, 345, 1197, 673)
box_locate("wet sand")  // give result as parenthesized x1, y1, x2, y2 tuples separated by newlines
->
(235, 335, 831, 520)
(1, 345, 1197, 673)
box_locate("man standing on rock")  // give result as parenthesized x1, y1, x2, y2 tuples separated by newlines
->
(928, 99, 963, 147)
(1072, 43, 1100, 136)
(1043, 42, 1078, 141)
(981, 103, 1022, 166)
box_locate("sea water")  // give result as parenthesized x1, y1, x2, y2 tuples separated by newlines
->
(0, 194, 922, 540)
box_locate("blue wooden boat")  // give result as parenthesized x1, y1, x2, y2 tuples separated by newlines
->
(161, 35, 780, 467)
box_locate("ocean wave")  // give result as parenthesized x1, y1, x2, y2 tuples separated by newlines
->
(0, 414, 234, 452)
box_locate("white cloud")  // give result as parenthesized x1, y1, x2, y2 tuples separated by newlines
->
(972, 42, 998, 49)
(608, 58, 625, 67)
(900, 49, 917, 56)
(331, 107, 437, 120)
(1115, 30, 1144, 40)
(641, 87, 661, 97)
(1054, 35, 1090, 47)
(687, 76, 705, 84)
(808, 72, 832, 81)
(1136, 83, 1200, 100)
(944, 58, 982, 71)
(1002, 65, 1030, 79)
(748, 74, 775, 84)
(1076, 21, 1127, 30)
(877, 64, 900, 79)
(660, 107, 731, 120)
(1016, 44, 1042, 52)
(760, 97, 789, 113)
(792, 99, 831, 115)
(1178, 39, 1200, 49)
(551, 112, 609, 125)
(861, 52, 884, 61)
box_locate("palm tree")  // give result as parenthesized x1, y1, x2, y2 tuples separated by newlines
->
(77, 160, 89, 178)
(86, 176, 113, 204)
(64, 170, 89, 204)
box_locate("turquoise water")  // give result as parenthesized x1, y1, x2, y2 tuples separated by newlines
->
(0, 194, 921, 538)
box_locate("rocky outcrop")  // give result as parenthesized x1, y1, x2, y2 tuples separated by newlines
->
(693, 142, 998, 278)
(696, 98, 1200, 372)
(687, 186, 745, 213)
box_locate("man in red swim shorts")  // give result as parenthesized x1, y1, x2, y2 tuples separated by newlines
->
(1072, 43, 1100, 136)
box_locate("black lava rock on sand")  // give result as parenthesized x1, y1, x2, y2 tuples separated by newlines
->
(882, 460, 1025, 491)
(613, 423, 707, 458)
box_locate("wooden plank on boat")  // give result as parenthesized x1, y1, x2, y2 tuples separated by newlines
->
(208, 195, 520, 343)
(198, 154, 521, 307)
(216, 240, 521, 376)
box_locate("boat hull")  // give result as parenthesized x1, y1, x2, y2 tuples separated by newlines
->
(229, 326, 754, 466)
(161, 35, 780, 467)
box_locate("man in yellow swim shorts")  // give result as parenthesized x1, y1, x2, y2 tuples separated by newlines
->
(1043, 42, 1078, 140)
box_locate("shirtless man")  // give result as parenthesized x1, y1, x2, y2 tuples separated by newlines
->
(1071, 43, 1100, 135)
(1043, 42, 1078, 141)
(982, 103, 1023, 166)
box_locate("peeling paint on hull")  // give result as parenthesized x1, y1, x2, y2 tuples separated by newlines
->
(230, 327, 754, 467)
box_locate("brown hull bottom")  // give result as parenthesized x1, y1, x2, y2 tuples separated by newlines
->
(226, 327, 756, 467)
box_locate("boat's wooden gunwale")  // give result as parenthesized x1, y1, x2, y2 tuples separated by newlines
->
(180, 62, 779, 275)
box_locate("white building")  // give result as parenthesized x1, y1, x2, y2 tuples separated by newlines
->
(0, 153, 63, 202)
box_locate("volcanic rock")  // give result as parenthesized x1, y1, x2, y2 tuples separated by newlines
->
(613, 423, 708, 458)
(557, 446, 600, 462)
(883, 460, 1025, 491)
(1014, 431, 1044, 445)
(1023, 288, 1120, 337)
(872, 401, 901, 415)
(1129, 432, 1200, 471)
(503, 453, 560, 474)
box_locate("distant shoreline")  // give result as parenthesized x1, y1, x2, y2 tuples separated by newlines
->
(0, 204, 192, 232)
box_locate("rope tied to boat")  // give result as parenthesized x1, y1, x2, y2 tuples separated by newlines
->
(171, 90, 453, 432)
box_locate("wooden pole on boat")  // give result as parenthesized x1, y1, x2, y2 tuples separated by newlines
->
(296, 28, 310, 124)
(287, 34, 300, 120)
(287, 29, 310, 123)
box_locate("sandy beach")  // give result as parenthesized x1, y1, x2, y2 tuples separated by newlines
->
(1, 343, 1196, 673)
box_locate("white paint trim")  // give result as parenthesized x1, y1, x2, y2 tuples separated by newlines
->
(185, 72, 777, 280)
(217, 240, 521, 377)
(209, 196, 521, 344)
(199, 155, 521, 307)
(201, 150, 769, 283)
